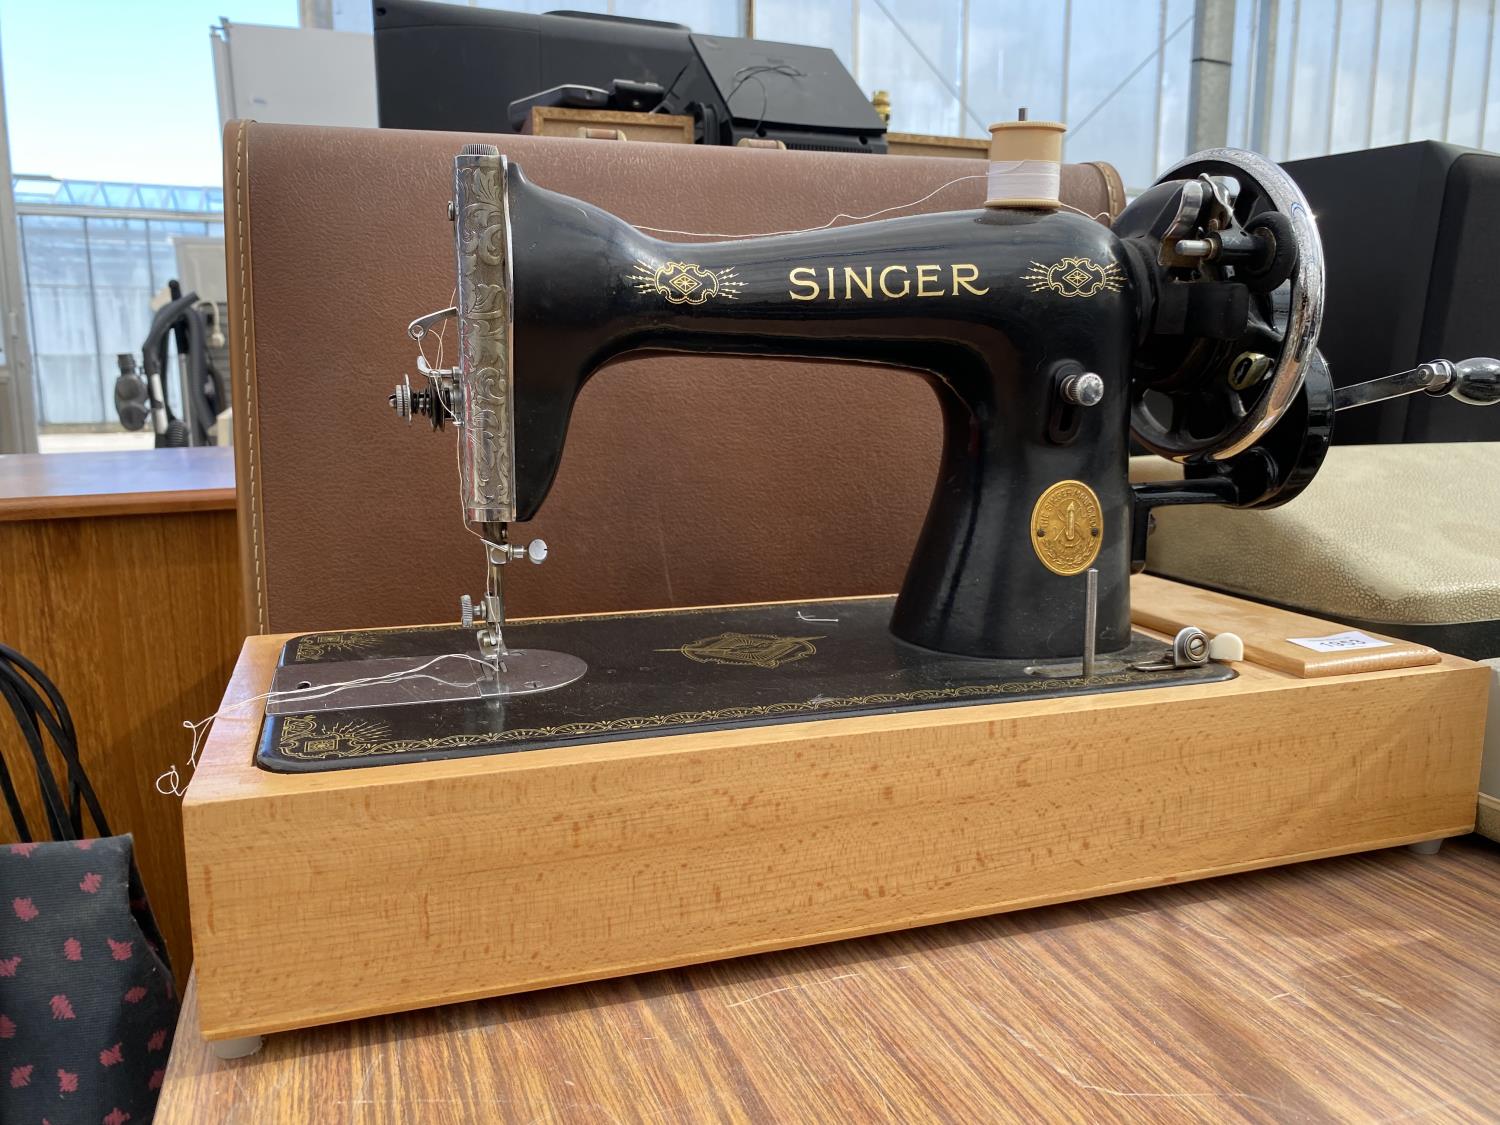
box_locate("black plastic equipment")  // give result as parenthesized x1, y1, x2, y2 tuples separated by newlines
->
(1285, 141, 1500, 444)
(373, 0, 886, 152)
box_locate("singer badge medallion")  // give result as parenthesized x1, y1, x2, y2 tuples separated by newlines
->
(1031, 480, 1103, 575)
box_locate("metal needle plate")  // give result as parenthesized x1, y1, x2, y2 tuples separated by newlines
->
(265, 650, 587, 715)
(257, 604, 1233, 773)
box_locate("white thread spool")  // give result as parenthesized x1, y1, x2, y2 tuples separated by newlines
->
(985, 119, 1066, 210)
(986, 160, 1062, 208)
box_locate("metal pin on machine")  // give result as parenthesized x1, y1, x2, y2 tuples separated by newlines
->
(1082, 568, 1098, 679)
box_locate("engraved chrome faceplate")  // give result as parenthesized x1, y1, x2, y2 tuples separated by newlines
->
(453, 144, 516, 529)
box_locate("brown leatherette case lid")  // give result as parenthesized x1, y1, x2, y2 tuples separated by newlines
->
(225, 122, 1123, 635)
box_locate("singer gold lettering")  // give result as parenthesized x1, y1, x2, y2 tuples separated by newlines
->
(787, 263, 991, 301)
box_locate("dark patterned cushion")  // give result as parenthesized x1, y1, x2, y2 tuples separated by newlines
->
(0, 835, 176, 1124)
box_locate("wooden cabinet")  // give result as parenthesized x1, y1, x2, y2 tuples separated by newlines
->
(0, 448, 242, 984)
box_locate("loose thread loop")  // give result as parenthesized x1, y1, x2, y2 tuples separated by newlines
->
(156, 653, 497, 800)
(634, 174, 989, 239)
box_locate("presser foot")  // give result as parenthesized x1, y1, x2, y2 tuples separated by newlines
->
(453, 534, 588, 701)
(265, 526, 587, 718)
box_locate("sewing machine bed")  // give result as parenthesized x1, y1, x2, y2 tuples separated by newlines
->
(256, 596, 1232, 773)
(184, 579, 1488, 1044)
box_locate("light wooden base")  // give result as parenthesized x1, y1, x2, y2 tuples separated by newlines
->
(182, 578, 1489, 1041)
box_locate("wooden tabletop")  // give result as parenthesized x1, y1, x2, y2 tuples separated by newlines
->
(0, 447, 235, 521)
(157, 836, 1500, 1123)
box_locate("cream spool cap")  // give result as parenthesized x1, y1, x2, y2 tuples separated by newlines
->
(985, 120, 1066, 210)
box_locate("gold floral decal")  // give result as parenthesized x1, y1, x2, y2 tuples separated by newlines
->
(292, 631, 383, 661)
(1023, 256, 1125, 298)
(626, 259, 745, 305)
(658, 632, 821, 669)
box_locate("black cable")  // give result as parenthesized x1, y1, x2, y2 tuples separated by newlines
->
(141, 294, 191, 427)
(179, 298, 220, 445)
(723, 63, 804, 109)
(1, 645, 95, 837)
(0, 672, 69, 841)
(649, 60, 693, 115)
(722, 64, 805, 140)
(201, 350, 228, 440)
(0, 718, 32, 842)
(167, 280, 190, 372)
(748, 75, 774, 137)
(11, 648, 110, 839)
(0, 645, 111, 841)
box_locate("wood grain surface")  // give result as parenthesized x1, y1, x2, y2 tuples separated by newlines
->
(0, 505, 242, 984)
(1132, 573, 1441, 677)
(886, 132, 990, 158)
(157, 836, 1500, 1124)
(526, 107, 696, 145)
(0, 447, 235, 521)
(181, 578, 1487, 1041)
(516, 113, 990, 158)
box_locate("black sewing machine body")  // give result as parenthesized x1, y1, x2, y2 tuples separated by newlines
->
(376, 139, 1493, 706)
(419, 142, 1341, 664)
(507, 171, 1137, 658)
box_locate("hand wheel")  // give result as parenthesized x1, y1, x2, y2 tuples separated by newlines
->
(1125, 148, 1326, 464)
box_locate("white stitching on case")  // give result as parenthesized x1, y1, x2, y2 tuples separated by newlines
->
(235, 122, 267, 634)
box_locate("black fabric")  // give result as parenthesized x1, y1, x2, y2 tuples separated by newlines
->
(0, 838, 177, 1123)
(0, 646, 178, 1124)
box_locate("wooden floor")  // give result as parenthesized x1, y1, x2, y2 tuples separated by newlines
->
(158, 837, 1500, 1124)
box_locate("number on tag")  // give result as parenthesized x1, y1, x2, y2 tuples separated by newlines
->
(1286, 630, 1393, 653)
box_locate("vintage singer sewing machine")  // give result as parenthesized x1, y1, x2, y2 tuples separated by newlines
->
(183, 125, 1494, 1051)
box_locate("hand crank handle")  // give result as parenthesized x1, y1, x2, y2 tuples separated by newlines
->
(1334, 357, 1500, 411)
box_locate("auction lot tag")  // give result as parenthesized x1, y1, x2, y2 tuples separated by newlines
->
(1286, 630, 1394, 653)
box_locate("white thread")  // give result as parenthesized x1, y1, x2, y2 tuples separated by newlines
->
(155, 654, 496, 799)
(986, 159, 1061, 205)
(634, 174, 988, 239)
(632, 172, 1106, 239)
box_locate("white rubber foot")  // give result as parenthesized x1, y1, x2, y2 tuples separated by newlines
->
(1406, 838, 1444, 856)
(209, 1035, 264, 1059)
